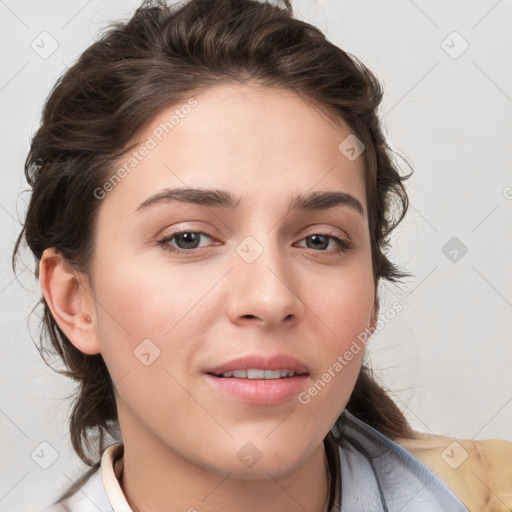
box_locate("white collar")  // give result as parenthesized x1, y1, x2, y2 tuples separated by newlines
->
(100, 443, 133, 512)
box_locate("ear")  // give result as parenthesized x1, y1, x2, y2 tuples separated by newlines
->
(39, 248, 101, 355)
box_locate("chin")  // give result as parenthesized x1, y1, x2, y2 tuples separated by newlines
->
(223, 456, 306, 481)
(206, 436, 315, 480)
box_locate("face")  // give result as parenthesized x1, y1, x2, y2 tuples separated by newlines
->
(85, 82, 376, 478)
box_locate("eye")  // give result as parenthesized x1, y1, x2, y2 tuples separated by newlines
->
(295, 233, 353, 253)
(156, 230, 353, 256)
(157, 231, 217, 254)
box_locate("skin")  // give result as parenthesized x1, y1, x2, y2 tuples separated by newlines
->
(40, 82, 378, 512)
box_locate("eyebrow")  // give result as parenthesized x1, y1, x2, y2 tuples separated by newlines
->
(136, 187, 365, 217)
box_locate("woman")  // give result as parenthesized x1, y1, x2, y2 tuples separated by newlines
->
(13, 0, 511, 511)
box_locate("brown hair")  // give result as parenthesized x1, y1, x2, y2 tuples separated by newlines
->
(13, 0, 414, 467)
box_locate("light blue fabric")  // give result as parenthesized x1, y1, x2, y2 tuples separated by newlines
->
(334, 410, 469, 511)
(44, 410, 469, 511)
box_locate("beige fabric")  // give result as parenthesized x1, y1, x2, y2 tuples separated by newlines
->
(396, 433, 512, 512)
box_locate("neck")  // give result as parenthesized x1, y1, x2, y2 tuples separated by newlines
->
(117, 418, 331, 512)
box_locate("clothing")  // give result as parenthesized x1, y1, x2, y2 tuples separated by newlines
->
(44, 410, 469, 512)
(395, 431, 512, 511)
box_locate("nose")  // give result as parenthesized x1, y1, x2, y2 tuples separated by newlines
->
(225, 236, 305, 329)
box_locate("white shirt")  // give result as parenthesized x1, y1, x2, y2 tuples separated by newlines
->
(44, 410, 469, 511)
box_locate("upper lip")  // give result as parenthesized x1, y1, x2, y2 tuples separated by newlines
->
(204, 354, 309, 376)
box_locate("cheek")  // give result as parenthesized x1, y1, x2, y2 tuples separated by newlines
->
(93, 256, 209, 336)
(311, 265, 375, 344)
(302, 268, 374, 401)
(90, 254, 231, 400)
(90, 259, 196, 373)
(90, 261, 209, 420)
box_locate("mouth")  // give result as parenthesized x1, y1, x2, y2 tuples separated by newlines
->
(203, 354, 310, 406)
(210, 368, 308, 380)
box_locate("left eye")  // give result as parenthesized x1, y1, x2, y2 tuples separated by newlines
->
(296, 234, 351, 252)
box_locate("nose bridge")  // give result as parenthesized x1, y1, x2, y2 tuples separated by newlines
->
(228, 231, 303, 324)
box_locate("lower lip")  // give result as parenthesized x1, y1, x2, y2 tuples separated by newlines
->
(204, 374, 308, 406)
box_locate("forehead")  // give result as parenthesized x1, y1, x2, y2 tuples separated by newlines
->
(100, 82, 367, 216)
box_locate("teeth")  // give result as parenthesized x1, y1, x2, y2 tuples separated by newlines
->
(219, 369, 298, 379)
(247, 369, 265, 379)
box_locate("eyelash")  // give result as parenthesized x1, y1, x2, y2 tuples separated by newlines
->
(156, 230, 353, 255)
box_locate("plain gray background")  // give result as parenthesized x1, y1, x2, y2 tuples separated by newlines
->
(1, 0, 511, 510)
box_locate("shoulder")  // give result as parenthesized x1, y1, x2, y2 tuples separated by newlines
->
(395, 432, 512, 512)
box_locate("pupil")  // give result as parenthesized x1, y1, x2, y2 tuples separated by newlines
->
(308, 235, 328, 250)
(177, 232, 199, 249)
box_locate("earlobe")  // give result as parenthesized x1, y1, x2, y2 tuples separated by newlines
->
(39, 248, 101, 355)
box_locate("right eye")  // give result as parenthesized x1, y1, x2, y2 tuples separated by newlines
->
(157, 231, 218, 255)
